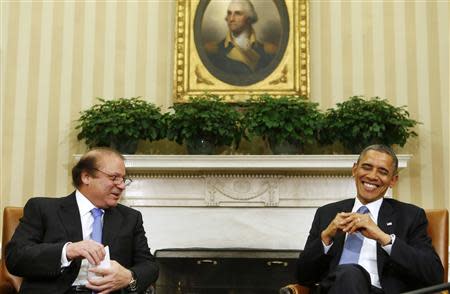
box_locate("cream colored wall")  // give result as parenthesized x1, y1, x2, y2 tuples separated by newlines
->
(1, 1, 448, 214)
(1, 1, 176, 208)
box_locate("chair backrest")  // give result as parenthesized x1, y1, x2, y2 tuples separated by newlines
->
(425, 209, 449, 282)
(1, 207, 23, 292)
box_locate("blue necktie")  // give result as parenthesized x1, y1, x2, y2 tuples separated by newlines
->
(91, 208, 103, 244)
(339, 205, 369, 265)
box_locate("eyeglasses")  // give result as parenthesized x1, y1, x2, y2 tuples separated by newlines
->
(93, 168, 133, 187)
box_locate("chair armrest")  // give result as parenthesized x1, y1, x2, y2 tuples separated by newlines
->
(402, 282, 450, 294)
(0, 282, 16, 294)
(279, 284, 311, 294)
(0, 265, 16, 294)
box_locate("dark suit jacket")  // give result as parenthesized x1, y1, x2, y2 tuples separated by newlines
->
(297, 198, 443, 294)
(6, 193, 159, 294)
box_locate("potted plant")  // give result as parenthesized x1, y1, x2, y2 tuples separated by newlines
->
(75, 97, 166, 154)
(166, 95, 243, 154)
(242, 94, 323, 154)
(321, 96, 419, 153)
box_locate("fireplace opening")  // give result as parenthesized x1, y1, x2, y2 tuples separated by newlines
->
(154, 248, 300, 294)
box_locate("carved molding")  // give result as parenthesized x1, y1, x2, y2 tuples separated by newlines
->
(121, 154, 411, 171)
(195, 65, 214, 85)
(206, 177, 279, 206)
(269, 65, 288, 85)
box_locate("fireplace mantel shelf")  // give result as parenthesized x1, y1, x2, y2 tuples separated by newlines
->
(122, 154, 412, 171)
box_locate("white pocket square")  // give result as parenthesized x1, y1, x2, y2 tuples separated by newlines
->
(387, 222, 393, 226)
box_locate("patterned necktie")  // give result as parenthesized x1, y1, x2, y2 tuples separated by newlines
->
(339, 205, 369, 265)
(90, 208, 103, 244)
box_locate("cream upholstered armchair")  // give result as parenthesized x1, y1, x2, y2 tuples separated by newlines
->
(280, 209, 449, 294)
(0, 207, 23, 294)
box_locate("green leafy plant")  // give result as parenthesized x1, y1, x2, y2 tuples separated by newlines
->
(75, 97, 166, 152)
(242, 95, 323, 154)
(321, 96, 419, 153)
(166, 95, 243, 153)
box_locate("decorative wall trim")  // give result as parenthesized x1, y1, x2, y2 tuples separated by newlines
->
(122, 154, 411, 171)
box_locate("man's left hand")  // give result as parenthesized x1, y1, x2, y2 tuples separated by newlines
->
(343, 213, 391, 245)
(86, 260, 133, 294)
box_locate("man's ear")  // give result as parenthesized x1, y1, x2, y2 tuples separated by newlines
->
(81, 171, 91, 185)
(389, 174, 399, 188)
(351, 163, 358, 177)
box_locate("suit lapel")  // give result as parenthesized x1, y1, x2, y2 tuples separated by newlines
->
(378, 199, 395, 235)
(377, 199, 395, 278)
(102, 207, 123, 247)
(56, 193, 83, 280)
(58, 193, 83, 242)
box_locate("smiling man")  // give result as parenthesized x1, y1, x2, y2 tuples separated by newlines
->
(6, 148, 158, 294)
(297, 144, 443, 294)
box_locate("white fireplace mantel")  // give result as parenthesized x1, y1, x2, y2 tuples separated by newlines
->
(123, 154, 410, 172)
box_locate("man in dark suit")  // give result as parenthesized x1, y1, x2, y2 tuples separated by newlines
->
(297, 144, 443, 294)
(6, 147, 159, 293)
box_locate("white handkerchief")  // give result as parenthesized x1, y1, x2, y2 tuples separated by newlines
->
(99, 246, 111, 269)
(88, 246, 111, 280)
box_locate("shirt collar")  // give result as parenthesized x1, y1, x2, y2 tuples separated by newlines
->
(75, 190, 101, 217)
(224, 28, 257, 48)
(352, 197, 383, 222)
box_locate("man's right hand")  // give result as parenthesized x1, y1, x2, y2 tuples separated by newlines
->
(321, 212, 354, 245)
(66, 240, 106, 265)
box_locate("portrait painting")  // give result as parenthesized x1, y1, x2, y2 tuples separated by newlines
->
(173, 0, 309, 102)
(194, 0, 290, 86)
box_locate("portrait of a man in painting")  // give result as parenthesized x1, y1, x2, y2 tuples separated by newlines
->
(194, 0, 289, 86)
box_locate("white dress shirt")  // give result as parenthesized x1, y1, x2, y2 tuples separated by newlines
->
(323, 197, 394, 289)
(60, 190, 104, 286)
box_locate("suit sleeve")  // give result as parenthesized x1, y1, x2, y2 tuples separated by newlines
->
(388, 208, 443, 285)
(297, 207, 334, 286)
(5, 198, 66, 278)
(129, 211, 159, 291)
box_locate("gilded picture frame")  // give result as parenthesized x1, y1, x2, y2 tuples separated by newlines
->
(173, 0, 309, 102)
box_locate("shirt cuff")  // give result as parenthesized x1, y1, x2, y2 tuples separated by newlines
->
(322, 240, 333, 254)
(61, 242, 73, 268)
(381, 234, 396, 255)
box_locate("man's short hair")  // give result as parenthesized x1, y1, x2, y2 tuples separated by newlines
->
(357, 144, 399, 174)
(72, 147, 124, 188)
(228, 0, 258, 24)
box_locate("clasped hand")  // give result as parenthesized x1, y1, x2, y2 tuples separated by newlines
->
(66, 241, 132, 293)
(66, 240, 105, 265)
(86, 260, 132, 294)
(321, 212, 391, 246)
